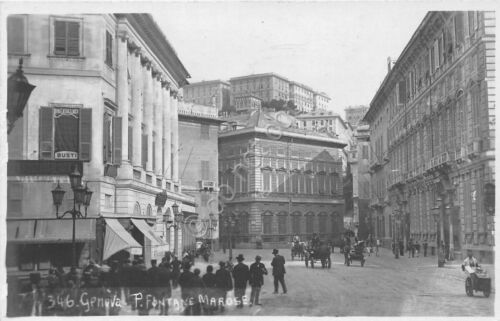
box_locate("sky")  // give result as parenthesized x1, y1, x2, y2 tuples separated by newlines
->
(153, 2, 429, 116)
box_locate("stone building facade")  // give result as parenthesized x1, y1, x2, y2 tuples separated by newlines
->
(6, 14, 195, 274)
(182, 79, 231, 112)
(229, 73, 290, 106)
(314, 92, 331, 112)
(289, 81, 315, 113)
(364, 11, 495, 262)
(345, 105, 369, 129)
(218, 111, 346, 248)
(178, 102, 224, 248)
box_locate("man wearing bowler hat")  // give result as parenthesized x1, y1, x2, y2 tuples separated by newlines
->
(232, 254, 250, 308)
(249, 255, 268, 306)
(271, 249, 287, 294)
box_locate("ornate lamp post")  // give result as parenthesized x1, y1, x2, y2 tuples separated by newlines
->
(432, 198, 445, 268)
(51, 166, 93, 267)
(7, 58, 36, 134)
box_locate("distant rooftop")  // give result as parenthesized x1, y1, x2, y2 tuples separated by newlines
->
(229, 72, 289, 82)
(183, 79, 230, 87)
(178, 102, 220, 120)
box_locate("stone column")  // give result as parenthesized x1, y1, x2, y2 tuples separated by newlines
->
(162, 81, 172, 181)
(143, 62, 153, 174)
(171, 91, 179, 182)
(132, 49, 143, 169)
(116, 32, 132, 177)
(153, 72, 163, 178)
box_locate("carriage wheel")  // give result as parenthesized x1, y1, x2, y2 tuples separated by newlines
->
(465, 278, 474, 297)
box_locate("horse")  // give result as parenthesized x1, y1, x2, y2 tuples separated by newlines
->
(291, 240, 305, 261)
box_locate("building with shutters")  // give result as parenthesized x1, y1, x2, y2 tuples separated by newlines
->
(363, 11, 495, 262)
(229, 73, 290, 106)
(218, 110, 347, 248)
(178, 102, 225, 249)
(313, 92, 331, 112)
(289, 81, 315, 113)
(182, 79, 231, 112)
(6, 14, 196, 284)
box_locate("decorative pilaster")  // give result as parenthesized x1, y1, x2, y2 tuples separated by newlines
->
(143, 60, 154, 174)
(162, 81, 172, 181)
(154, 74, 163, 177)
(171, 90, 179, 182)
(116, 32, 132, 178)
(132, 48, 143, 169)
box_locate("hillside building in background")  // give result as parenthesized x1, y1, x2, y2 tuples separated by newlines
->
(229, 73, 290, 107)
(345, 105, 369, 129)
(289, 81, 315, 113)
(314, 92, 331, 112)
(182, 79, 231, 112)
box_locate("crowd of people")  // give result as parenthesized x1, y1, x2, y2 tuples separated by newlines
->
(13, 248, 288, 316)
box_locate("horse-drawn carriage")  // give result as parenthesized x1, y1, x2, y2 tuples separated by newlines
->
(344, 241, 366, 267)
(304, 242, 331, 269)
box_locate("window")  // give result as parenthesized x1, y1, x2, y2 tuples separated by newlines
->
(263, 215, 272, 234)
(142, 128, 148, 169)
(7, 15, 27, 54)
(277, 172, 286, 193)
(454, 13, 465, 45)
(105, 30, 113, 66)
(262, 170, 271, 191)
(54, 19, 81, 56)
(7, 182, 23, 217)
(201, 160, 210, 180)
(278, 215, 287, 234)
(292, 215, 301, 234)
(39, 106, 92, 161)
(201, 123, 210, 139)
(306, 215, 314, 234)
(319, 215, 327, 234)
(239, 214, 249, 234)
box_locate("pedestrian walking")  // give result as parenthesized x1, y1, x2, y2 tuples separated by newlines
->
(423, 239, 428, 257)
(399, 240, 404, 256)
(202, 265, 217, 314)
(171, 256, 181, 289)
(178, 262, 195, 315)
(415, 240, 420, 257)
(376, 239, 380, 257)
(215, 261, 233, 312)
(147, 260, 161, 312)
(271, 249, 287, 294)
(232, 254, 250, 308)
(157, 260, 172, 315)
(191, 268, 204, 315)
(249, 255, 268, 306)
(407, 239, 413, 258)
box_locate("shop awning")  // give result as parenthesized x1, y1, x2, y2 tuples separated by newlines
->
(7, 220, 36, 242)
(7, 219, 96, 243)
(103, 218, 142, 261)
(131, 218, 167, 248)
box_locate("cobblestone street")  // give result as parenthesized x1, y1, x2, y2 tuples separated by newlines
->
(120, 247, 494, 316)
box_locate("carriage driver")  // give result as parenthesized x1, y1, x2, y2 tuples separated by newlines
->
(462, 250, 479, 289)
(311, 233, 320, 249)
(293, 235, 300, 244)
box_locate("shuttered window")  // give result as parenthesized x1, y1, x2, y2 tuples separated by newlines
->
(278, 215, 287, 234)
(112, 117, 122, 164)
(54, 20, 80, 56)
(319, 215, 327, 234)
(7, 15, 26, 53)
(128, 126, 133, 161)
(105, 30, 113, 66)
(454, 13, 465, 45)
(292, 215, 301, 234)
(39, 107, 92, 161)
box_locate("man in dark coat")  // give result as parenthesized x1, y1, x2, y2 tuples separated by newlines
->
(423, 239, 428, 257)
(202, 265, 217, 314)
(191, 268, 204, 315)
(232, 254, 250, 308)
(249, 255, 268, 306)
(171, 256, 181, 289)
(178, 262, 194, 315)
(157, 261, 172, 315)
(271, 249, 287, 294)
(147, 260, 161, 311)
(215, 261, 233, 312)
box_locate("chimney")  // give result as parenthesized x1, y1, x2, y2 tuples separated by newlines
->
(387, 56, 392, 73)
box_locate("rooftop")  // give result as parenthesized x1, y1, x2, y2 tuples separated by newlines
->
(229, 72, 289, 83)
(183, 79, 230, 87)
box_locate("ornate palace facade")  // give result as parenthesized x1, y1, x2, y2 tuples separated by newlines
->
(364, 11, 495, 262)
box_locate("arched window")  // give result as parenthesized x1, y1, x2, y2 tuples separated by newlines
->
(277, 211, 288, 235)
(305, 212, 314, 234)
(133, 202, 141, 216)
(318, 213, 327, 234)
(146, 204, 152, 217)
(291, 212, 301, 235)
(238, 212, 249, 235)
(262, 211, 273, 234)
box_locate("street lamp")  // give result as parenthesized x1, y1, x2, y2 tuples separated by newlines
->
(221, 211, 238, 260)
(51, 166, 92, 267)
(432, 200, 445, 268)
(155, 189, 168, 212)
(7, 58, 36, 134)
